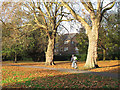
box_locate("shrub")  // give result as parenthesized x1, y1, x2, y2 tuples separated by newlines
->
(53, 55, 71, 61)
(76, 54, 87, 61)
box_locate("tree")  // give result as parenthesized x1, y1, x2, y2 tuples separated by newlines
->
(1, 2, 42, 62)
(1, 1, 49, 63)
(76, 27, 88, 61)
(60, 0, 116, 68)
(25, 29, 48, 62)
(1, 2, 27, 62)
(98, 6, 120, 60)
(23, 1, 72, 65)
(2, 21, 26, 62)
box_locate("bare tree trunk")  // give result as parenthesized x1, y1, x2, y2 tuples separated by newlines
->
(103, 49, 106, 61)
(14, 52, 17, 63)
(84, 25, 99, 68)
(45, 38, 55, 65)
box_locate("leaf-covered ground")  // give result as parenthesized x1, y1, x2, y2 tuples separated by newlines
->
(2, 66, 70, 88)
(2, 60, 120, 88)
(2, 65, 119, 88)
(3, 60, 119, 73)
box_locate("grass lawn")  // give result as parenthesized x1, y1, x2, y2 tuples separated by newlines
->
(2, 60, 120, 88)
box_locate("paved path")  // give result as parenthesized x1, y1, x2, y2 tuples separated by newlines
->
(3, 64, 119, 79)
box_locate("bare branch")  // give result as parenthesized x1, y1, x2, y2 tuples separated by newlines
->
(37, 5, 48, 27)
(23, 2, 33, 12)
(80, 0, 95, 15)
(87, 0, 94, 11)
(0, 19, 6, 26)
(12, 26, 40, 41)
(60, 0, 91, 35)
(37, 6, 48, 18)
(100, 0, 116, 22)
(56, 19, 74, 28)
(60, 24, 70, 34)
(98, 38, 106, 50)
(33, 8, 47, 29)
(20, 24, 32, 28)
(100, 0, 104, 10)
(97, 0, 101, 14)
(102, 0, 116, 9)
(80, 0, 91, 12)
(42, 1, 51, 17)
(101, 1, 116, 15)
(50, 2, 54, 17)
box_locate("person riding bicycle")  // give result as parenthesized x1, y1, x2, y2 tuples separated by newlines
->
(71, 55, 78, 69)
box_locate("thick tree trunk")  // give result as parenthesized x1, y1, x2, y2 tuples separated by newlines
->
(84, 26, 99, 68)
(45, 38, 55, 65)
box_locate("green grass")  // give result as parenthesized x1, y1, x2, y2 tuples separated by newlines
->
(2, 70, 25, 84)
(2, 73, 119, 88)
